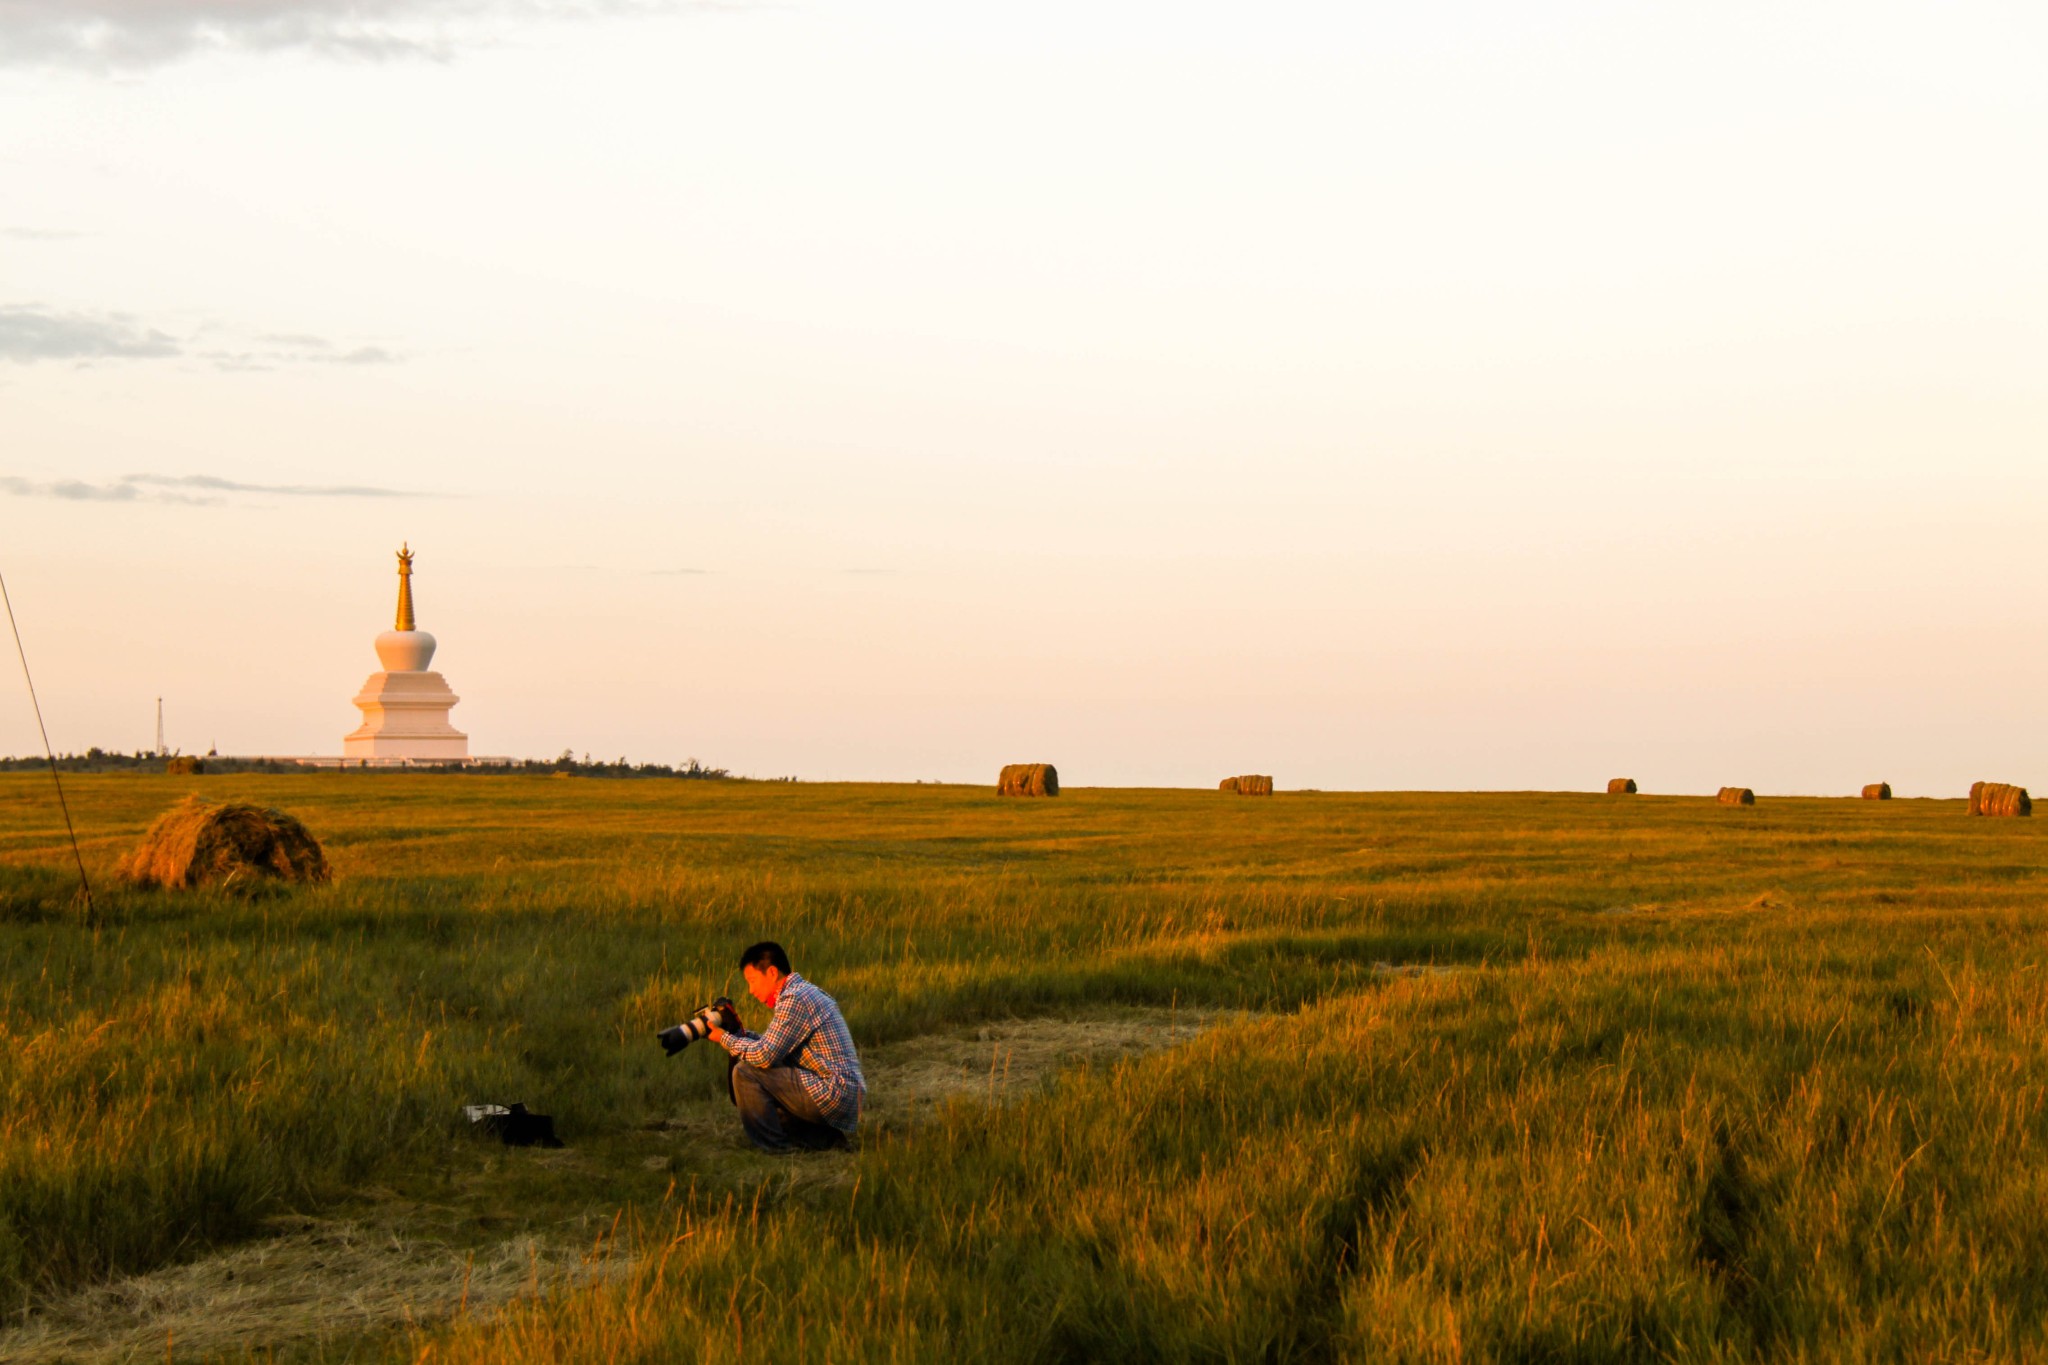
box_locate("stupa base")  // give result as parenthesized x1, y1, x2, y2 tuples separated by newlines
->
(345, 670, 469, 760)
(342, 734, 471, 760)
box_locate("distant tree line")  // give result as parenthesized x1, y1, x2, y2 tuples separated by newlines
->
(0, 748, 225, 773)
(519, 751, 735, 780)
(0, 747, 740, 780)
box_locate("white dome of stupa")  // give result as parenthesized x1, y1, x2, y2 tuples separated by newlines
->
(375, 629, 437, 672)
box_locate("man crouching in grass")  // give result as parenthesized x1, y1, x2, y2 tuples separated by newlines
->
(709, 941, 866, 1153)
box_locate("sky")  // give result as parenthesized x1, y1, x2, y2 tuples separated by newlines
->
(2, 0, 2044, 793)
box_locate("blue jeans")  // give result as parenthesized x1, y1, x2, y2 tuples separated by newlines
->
(732, 1065, 849, 1153)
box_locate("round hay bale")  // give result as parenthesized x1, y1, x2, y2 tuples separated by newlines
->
(1861, 782, 1892, 800)
(1971, 782, 2031, 818)
(165, 755, 204, 776)
(117, 796, 331, 890)
(1219, 774, 1273, 796)
(1716, 787, 1754, 806)
(997, 763, 1059, 797)
(1606, 778, 1637, 795)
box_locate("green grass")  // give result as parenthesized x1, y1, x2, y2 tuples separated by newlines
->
(1, 775, 2044, 1360)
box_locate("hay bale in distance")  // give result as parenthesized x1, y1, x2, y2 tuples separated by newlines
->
(1971, 782, 2032, 818)
(1606, 778, 1637, 795)
(1716, 787, 1755, 806)
(118, 796, 331, 890)
(997, 763, 1059, 797)
(1861, 782, 1892, 800)
(1220, 775, 1274, 796)
(165, 755, 204, 776)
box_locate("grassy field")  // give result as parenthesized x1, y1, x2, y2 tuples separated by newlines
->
(0, 773, 2044, 1362)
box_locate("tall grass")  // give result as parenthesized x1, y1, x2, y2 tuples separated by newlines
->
(0, 776, 2043, 1359)
(421, 941, 2048, 1361)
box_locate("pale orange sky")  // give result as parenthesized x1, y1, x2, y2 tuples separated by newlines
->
(4, 1, 2045, 793)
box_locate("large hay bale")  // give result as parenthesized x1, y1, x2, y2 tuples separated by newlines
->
(165, 755, 204, 776)
(1716, 787, 1754, 806)
(1606, 778, 1637, 795)
(1971, 781, 2031, 818)
(1220, 775, 1274, 796)
(1862, 782, 1892, 800)
(997, 763, 1059, 797)
(118, 796, 331, 890)
(1990, 785, 2033, 818)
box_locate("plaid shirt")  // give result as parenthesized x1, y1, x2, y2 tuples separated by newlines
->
(719, 973, 865, 1130)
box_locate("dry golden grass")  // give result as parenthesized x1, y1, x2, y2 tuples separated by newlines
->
(0, 1217, 617, 1365)
(6, 777, 2048, 1363)
(0, 1006, 1234, 1362)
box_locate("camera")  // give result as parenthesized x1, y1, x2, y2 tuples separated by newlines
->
(659, 997, 741, 1055)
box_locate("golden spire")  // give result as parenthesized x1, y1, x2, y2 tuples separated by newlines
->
(395, 543, 416, 631)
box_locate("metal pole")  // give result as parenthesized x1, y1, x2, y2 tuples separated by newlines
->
(0, 568, 95, 920)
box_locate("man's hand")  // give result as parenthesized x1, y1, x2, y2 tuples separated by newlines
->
(708, 997, 743, 1044)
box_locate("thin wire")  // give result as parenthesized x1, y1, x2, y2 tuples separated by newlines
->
(0, 568, 95, 918)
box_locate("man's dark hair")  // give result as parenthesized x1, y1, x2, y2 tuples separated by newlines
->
(739, 941, 791, 975)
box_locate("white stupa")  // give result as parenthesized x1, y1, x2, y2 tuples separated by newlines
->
(342, 544, 469, 760)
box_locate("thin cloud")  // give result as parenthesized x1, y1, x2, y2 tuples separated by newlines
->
(0, 476, 212, 505)
(649, 567, 714, 576)
(2, 0, 467, 65)
(0, 305, 401, 369)
(198, 341, 400, 371)
(2, 227, 89, 241)
(1, 473, 434, 505)
(0, 1, 734, 70)
(0, 476, 134, 502)
(126, 474, 423, 498)
(0, 306, 179, 362)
